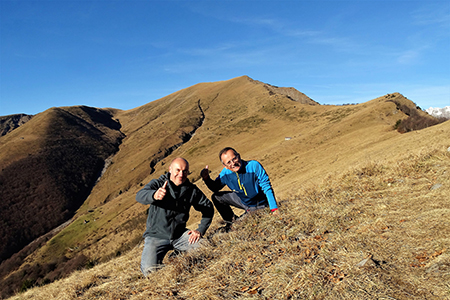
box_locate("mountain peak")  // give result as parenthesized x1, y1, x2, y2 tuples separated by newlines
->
(235, 75, 318, 105)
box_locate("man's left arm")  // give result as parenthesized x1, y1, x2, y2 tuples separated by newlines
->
(191, 187, 214, 236)
(254, 161, 279, 213)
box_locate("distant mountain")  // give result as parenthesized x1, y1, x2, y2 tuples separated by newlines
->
(0, 114, 33, 136)
(425, 106, 450, 119)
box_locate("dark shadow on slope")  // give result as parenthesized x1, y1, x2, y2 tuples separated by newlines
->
(0, 106, 124, 299)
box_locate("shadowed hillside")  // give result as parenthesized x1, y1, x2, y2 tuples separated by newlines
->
(0, 76, 447, 299)
(0, 106, 124, 297)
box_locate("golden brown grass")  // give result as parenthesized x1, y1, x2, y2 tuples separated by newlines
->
(11, 145, 449, 299)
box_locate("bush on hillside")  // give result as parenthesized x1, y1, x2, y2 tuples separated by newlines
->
(390, 102, 447, 133)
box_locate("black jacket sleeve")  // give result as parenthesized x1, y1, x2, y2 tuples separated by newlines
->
(192, 187, 214, 236)
(203, 176, 225, 193)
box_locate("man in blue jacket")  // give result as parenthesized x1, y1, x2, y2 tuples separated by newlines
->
(136, 157, 214, 276)
(200, 147, 279, 229)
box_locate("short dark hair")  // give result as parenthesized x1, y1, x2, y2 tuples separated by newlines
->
(219, 147, 238, 163)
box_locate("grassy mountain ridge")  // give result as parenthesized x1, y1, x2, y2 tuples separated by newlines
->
(1, 76, 447, 298)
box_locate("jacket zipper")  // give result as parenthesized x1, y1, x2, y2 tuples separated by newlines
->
(235, 172, 247, 196)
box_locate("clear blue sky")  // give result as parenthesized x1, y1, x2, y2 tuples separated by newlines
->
(1, 0, 449, 116)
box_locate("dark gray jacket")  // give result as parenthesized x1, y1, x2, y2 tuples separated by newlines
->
(136, 173, 214, 240)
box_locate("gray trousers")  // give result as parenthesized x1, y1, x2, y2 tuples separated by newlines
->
(140, 230, 200, 276)
(211, 191, 268, 223)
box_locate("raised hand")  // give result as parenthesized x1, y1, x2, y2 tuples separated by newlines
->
(154, 181, 168, 200)
(200, 165, 210, 180)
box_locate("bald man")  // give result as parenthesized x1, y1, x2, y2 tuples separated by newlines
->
(136, 157, 214, 276)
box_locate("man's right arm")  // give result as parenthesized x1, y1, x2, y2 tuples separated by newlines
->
(200, 165, 225, 192)
(136, 179, 161, 205)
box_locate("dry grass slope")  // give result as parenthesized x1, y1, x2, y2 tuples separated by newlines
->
(11, 143, 449, 299)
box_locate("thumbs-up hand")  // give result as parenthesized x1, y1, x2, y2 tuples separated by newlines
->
(200, 165, 210, 180)
(154, 181, 168, 200)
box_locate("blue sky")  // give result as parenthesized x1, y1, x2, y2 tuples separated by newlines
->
(1, 0, 449, 116)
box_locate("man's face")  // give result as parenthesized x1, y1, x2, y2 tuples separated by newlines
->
(169, 158, 189, 186)
(221, 150, 242, 172)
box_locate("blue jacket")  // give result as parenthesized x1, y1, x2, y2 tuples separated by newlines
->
(206, 160, 278, 210)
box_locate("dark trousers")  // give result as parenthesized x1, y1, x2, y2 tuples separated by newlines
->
(211, 191, 268, 223)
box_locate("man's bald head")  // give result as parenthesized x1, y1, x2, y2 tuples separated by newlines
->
(169, 157, 189, 186)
